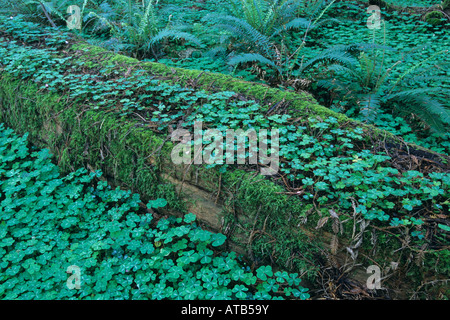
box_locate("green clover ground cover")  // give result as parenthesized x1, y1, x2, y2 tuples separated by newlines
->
(0, 123, 310, 299)
(383, 0, 439, 7)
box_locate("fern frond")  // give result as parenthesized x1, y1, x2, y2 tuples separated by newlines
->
(359, 93, 381, 122)
(395, 62, 450, 87)
(316, 77, 353, 94)
(204, 46, 228, 59)
(207, 14, 272, 57)
(386, 91, 450, 134)
(303, 0, 326, 17)
(401, 74, 449, 87)
(138, 0, 158, 35)
(298, 48, 358, 74)
(325, 64, 360, 79)
(228, 52, 281, 73)
(311, 0, 337, 25)
(84, 1, 116, 26)
(311, 17, 341, 29)
(276, 17, 311, 33)
(147, 29, 203, 47)
(85, 11, 116, 32)
(389, 49, 449, 94)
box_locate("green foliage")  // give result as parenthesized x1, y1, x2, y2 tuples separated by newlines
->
(0, 0, 203, 60)
(202, 0, 353, 83)
(1, 6, 449, 299)
(84, 0, 203, 59)
(369, 0, 390, 8)
(225, 0, 302, 36)
(1, 13, 448, 252)
(316, 23, 450, 134)
(443, 0, 450, 10)
(424, 10, 445, 26)
(0, 0, 92, 27)
(383, 0, 436, 6)
(147, 78, 450, 246)
(0, 123, 309, 300)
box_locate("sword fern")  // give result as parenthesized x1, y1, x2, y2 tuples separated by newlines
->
(317, 47, 450, 133)
(203, 0, 352, 84)
(85, 0, 202, 59)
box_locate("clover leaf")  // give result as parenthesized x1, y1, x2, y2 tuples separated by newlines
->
(256, 265, 273, 281)
(147, 198, 168, 209)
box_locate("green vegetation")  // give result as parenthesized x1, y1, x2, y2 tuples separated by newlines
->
(0, 0, 449, 300)
(201, 0, 356, 84)
(316, 32, 450, 133)
(424, 10, 446, 26)
(443, 0, 450, 10)
(0, 123, 309, 299)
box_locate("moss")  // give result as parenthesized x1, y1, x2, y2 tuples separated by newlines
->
(68, 43, 346, 118)
(63, 42, 449, 162)
(443, 0, 450, 10)
(218, 170, 320, 277)
(424, 10, 445, 26)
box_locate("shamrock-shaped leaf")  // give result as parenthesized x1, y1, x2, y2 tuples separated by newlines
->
(256, 265, 273, 281)
(147, 198, 167, 209)
(211, 233, 226, 247)
(232, 284, 248, 299)
(183, 213, 196, 223)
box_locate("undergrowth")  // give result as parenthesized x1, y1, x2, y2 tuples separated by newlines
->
(0, 1, 449, 299)
(0, 123, 310, 300)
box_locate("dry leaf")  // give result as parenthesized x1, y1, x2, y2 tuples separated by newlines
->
(316, 216, 329, 229)
(346, 247, 358, 260)
(332, 219, 340, 234)
(329, 209, 339, 219)
(330, 234, 339, 255)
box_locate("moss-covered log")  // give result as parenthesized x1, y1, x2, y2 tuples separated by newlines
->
(1, 17, 449, 298)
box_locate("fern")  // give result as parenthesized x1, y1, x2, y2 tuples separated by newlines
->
(297, 48, 358, 74)
(359, 93, 381, 122)
(318, 41, 450, 133)
(225, 0, 302, 36)
(275, 17, 312, 34)
(228, 52, 281, 72)
(84, 1, 117, 32)
(138, 0, 159, 35)
(85, 0, 201, 59)
(147, 29, 203, 48)
(205, 0, 348, 84)
(4, 0, 70, 24)
(205, 14, 273, 57)
(389, 49, 449, 94)
(385, 89, 450, 133)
